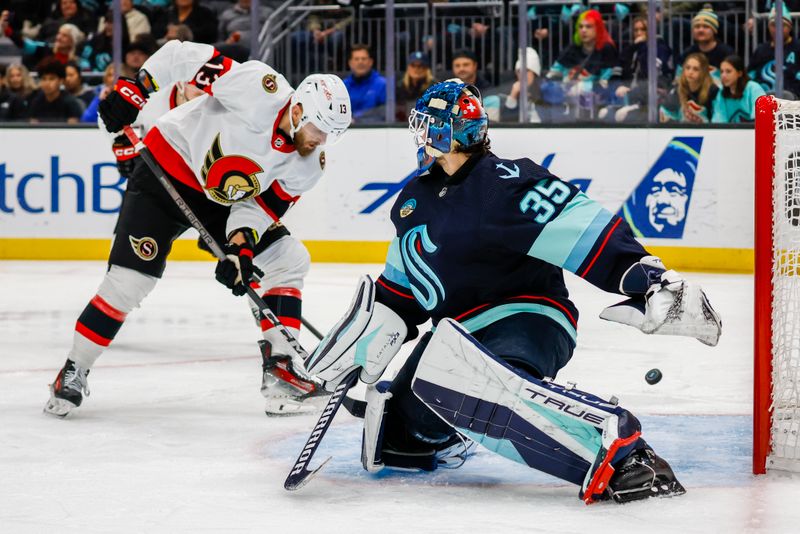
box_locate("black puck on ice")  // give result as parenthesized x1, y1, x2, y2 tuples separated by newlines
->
(645, 368, 663, 385)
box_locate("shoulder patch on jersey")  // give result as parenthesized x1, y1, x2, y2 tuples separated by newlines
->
(400, 199, 417, 217)
(262, 74, 278, 94)
(319, 151, 326, 170)
(129, 236, 158, 261)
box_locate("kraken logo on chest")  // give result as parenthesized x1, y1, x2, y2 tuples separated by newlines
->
(201, 134, 264, 204)
(400, 224, 445, 311)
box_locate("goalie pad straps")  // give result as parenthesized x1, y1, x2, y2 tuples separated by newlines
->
(411, 319, 641, 499)
(305, 275, 407, 389)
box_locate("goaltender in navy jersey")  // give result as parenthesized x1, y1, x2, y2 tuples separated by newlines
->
(375, 151, 648, 343)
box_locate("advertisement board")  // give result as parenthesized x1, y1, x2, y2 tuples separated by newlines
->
(0, 127, 753, 271)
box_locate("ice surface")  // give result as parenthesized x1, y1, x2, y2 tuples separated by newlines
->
(1, 261, 799, 533)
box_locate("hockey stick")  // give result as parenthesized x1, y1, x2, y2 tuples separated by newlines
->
(284, 369, 360, 491)
(121, 126, 313, 355)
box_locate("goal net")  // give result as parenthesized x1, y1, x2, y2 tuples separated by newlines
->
(755, 95, 800, 473)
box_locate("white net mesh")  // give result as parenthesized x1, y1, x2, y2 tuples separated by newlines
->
(770, 99, 800, 471)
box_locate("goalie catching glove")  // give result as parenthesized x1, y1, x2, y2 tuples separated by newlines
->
(305, 275, 407, 390)
(599, 256, 721, 346)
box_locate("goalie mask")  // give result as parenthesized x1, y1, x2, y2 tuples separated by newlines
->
(408, 79, 488, 172)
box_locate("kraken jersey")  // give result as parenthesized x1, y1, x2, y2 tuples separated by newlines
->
(138, 40, 325, 240)
(375, 152, 649, 343)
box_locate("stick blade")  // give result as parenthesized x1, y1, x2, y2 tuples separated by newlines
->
(284, 456, 332, 491)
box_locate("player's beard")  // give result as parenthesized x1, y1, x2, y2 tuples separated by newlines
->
(294, 130, 317, 157)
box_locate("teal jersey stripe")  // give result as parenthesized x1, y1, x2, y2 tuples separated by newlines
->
(527, 193, 608, 270)
(458, 303, 577, 343)
(562, 208, 614, 273)
(382, 237, 411, 288)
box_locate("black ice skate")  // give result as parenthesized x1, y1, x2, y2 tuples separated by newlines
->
(606, 445, 686, 503)
(259, 340, 328, 416)
(44, 359, 90, 418)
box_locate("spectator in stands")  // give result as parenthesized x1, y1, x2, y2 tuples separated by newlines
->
(542, 9, 617, 121)
(485, 47, 543, 123)
(28, 58, 83, 123)
(96, 0, 152, 43)
(748, 8, 800, 98)
(600, 15, 673, 123)
(39, 0, 95, 42)
(64, 60, 94, 111)
(712, 55, 765, 123)
(396, 51, 435, 122)
(0, 63, 36, 121)
(159, 23, 194, 46)
(218, 0, 272, 52)
(290, 4, 351, 73)
(450, 49, 491, 93)
(343, 44, 386, 122)
(80, 8, 130, 72)
(81, 63, 115, 123)
(2, 10, 85, 70)
(660, 52, 718, 124)
(676, 5, 734, 82)
(161, 0, 218, 44)
(121, 36, 157, 78)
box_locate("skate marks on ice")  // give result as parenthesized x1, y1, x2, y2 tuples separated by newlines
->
(266, 414, 752, 489)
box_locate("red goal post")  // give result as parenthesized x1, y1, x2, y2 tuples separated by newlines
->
(754, 94, 800, 474)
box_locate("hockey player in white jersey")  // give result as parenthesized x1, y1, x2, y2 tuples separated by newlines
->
(44, 40, 351, 418)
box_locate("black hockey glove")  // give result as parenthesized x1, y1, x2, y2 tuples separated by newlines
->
(112, 134, 138, 178)
(99, 75, 149, 133)
(215, 231, 264, 296)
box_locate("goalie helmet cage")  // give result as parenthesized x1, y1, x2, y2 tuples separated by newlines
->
(754, 95, 800, 474)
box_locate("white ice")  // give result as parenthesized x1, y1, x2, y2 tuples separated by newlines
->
(1, 261, 799, 533)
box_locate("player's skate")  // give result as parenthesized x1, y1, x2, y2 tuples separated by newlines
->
(259, 340, 328, 416)
(44, 359, 90, 418)
(605, 444, 686, 503)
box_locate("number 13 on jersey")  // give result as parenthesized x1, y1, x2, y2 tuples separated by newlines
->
(519, 180, 571, 223)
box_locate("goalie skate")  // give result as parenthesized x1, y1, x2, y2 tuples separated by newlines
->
(606, 444, 686, 503)
(259, 340, 328, 416)
(44, 359, 90, 418)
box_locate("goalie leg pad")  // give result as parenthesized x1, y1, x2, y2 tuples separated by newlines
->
(411, 318, 642, 490)
(305, 275, 407, 389)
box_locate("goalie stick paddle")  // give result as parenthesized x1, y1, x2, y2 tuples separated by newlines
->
(120, 127, 320, 352)
(284, 369, 360, 491)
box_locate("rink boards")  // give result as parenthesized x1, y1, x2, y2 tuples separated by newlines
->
(0, 126, 754, 272)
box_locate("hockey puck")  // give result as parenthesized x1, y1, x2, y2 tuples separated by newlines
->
(645, 368, 663, 385)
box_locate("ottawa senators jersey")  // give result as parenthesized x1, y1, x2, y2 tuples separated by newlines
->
(137, 40, 325, 240)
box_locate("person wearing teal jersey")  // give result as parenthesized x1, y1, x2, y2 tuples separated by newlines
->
(713, 55, 766, 123)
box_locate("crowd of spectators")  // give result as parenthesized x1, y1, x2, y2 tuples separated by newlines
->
(0, 1, 794, 125)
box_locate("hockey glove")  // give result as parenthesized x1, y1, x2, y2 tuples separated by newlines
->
(214, 230, 264, 296)
(99, 75, 149, 133)
(112, 134, 138, 178)
(599, 256, 722, 346)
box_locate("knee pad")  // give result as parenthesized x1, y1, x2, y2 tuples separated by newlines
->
(97, 265, 158, 313)
(254, 236, 310, 290)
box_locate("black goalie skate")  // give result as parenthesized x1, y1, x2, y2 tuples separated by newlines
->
(44, 359, 90, 418)
(259, 340, 328, 416)
(606, 445, 686, 503)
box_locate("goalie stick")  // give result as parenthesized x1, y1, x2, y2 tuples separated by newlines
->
(284, 369, 360, 491)
(121, 126, 321, 351)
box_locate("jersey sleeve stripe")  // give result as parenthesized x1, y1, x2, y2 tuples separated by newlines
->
(381, 237, 412, 288)
(270, 180, 299, 202)
(143, 127, 202, 191)
(579, 217, 623, 279)
(562, 208, 616, 273)
(526, 193, 612, 271)
(254, 196, 279, 223)
(377, 277, 415, 299)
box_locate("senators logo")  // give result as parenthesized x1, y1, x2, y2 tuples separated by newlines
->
(319, 151, 326, 170)
(262, 74, 278, 94)
(201, 134, 263, 204)
(129, 236, 158, 261)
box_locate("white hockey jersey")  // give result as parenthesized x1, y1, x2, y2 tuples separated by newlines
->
(138, 40, 325, 240)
